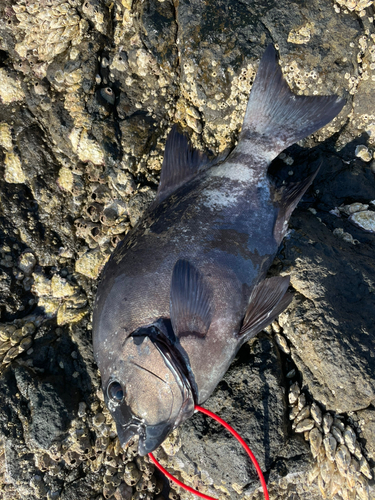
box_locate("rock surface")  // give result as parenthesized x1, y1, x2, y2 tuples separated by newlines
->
(0, 0, 375, 499)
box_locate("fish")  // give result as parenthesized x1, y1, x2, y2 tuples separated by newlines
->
(92, 44, 345, 456)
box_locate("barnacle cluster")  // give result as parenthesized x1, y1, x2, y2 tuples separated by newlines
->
(30, 393, 166, 500)
(342, 33, 375, 147)
(287, 22, 315, 45)
(331, 202, 375, 235)
(0, 320, 35, 368)
(31, 271, 88, 325)
(178, 58, 257, 153)
(334, 0, 374, 15)
(13, 0, 86, 63)
(72, 161, 136, 279)
(274, 328, 374, 500)
(71, 166, 140, 279)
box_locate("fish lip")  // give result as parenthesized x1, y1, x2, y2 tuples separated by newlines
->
(137, 421, 174, 456)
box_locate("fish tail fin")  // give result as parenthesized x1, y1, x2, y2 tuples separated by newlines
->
(238, 45, 345, 162)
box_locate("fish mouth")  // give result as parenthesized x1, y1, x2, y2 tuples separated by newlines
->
(117, 418, 174, 456)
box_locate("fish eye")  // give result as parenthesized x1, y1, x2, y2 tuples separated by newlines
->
(107, 381, 124, 402)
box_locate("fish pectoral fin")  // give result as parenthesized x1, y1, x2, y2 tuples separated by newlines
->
(155, 126, 211, 204)
(170, 259, 212, 339)
(238, 276, 293, 340)
(273, 166, 320, 243)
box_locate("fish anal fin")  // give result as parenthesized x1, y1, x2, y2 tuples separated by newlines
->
(170, 259, 212, 339)
(273, 166, 320, 243)
(155, 126, 210, 204)
(238, 44, 345, 163)
(238, 276, 292, 341)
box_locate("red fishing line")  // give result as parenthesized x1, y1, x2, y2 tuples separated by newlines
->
(148, 405, 270, 500)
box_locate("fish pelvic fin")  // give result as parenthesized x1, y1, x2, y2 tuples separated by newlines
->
(237, 276, 293, 341)
(155, 126, 211, 204)
(237, 45, 345, 163)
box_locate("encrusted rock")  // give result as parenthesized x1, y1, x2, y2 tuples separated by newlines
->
(56, 303, 89, 325)
(0, 68, 25, 104)
(50, 275, 78, 298)
(0, 122, 13, 150)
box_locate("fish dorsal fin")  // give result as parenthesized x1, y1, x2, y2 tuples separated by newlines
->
(238, 276, 292, 340)
(273, 166, 320, 243)
(170, 259, 212, 339)
(155, 126, 210, 204)
(238, 45, 345, 163)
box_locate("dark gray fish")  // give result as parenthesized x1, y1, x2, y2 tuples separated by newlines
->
(93, 45, 345, 456)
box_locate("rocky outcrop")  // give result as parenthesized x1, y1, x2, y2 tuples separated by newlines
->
(0, 0, 374, 499)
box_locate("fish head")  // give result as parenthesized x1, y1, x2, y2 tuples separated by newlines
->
(102, 325, 195, 455)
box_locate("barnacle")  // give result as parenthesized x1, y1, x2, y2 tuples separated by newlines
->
(13, 0, 86, 63)
(0, 123, 13, 150)
(69, 128, 105, 165)
(0, 69, 25, 104)
(287, 22, 315, 45)
(75, 247, 111, 279)
(4, 151, 25, 184)
(349, 210, 375, 232)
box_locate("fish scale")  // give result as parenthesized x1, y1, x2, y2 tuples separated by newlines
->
(93, 44, 345, 456)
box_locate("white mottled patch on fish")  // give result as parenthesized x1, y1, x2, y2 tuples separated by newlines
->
(201, 186, 241, 211)
(210, 162, 256, 183)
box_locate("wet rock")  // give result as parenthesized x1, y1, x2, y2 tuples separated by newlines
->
(278, 211, 375, 413)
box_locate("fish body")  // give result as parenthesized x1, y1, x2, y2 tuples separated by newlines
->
(93, 45, 345, 455)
